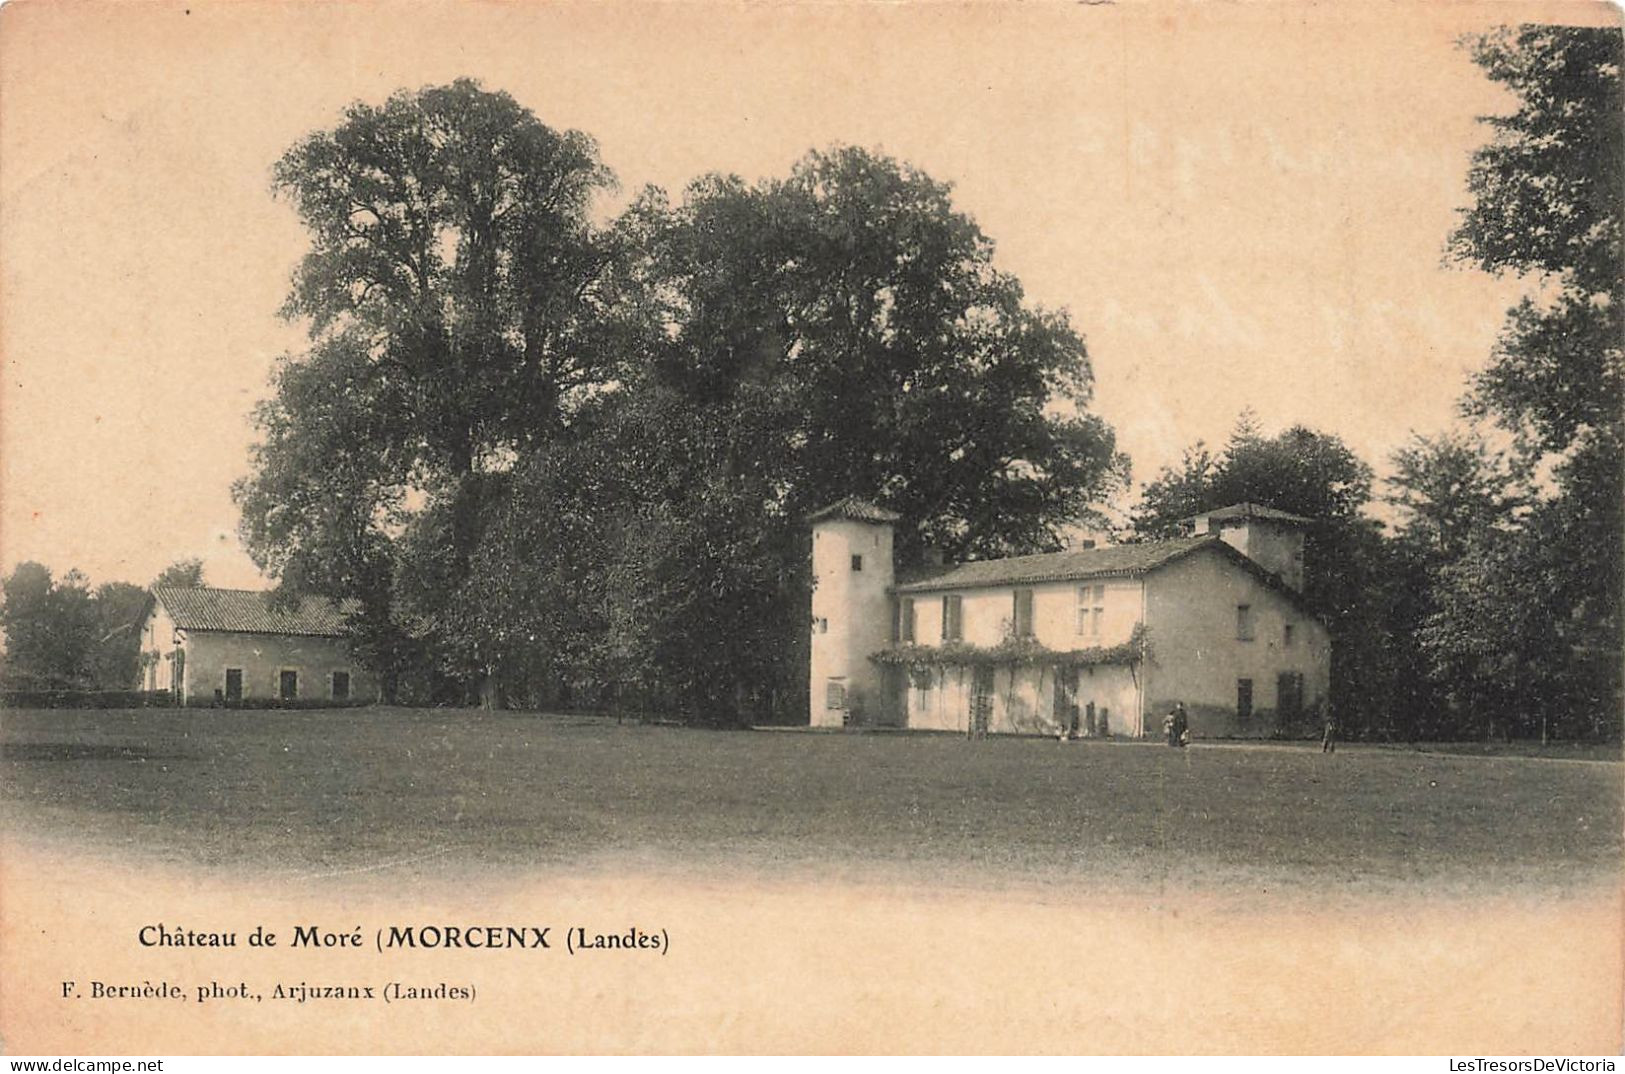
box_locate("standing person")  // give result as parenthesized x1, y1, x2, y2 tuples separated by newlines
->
(1173, 702, 1189, 748)
(1321, 714, 1338, 753)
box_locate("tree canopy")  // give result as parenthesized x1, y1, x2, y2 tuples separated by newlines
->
(1411, 23, 1624, 739)
(152, 559, 206, 589)
(236, 80, 625, 702)
(234, 87, 1126, 716)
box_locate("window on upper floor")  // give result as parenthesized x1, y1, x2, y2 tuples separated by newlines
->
(897, 597, 916, 643)
(1077, 584, 1105, 636)
(851, 554, 863, 571)
(1236, 604, 1255, 641)
(1013, 588, 1035, 638)
(1283, 622, 1295, 647)
(941, 594, 963, 641)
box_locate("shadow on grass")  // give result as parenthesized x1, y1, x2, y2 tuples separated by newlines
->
(2, 742, 194, 764)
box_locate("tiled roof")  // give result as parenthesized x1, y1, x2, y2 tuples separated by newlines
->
(894, 535, 1219, 593)
(152, 586, 353, 637)
(806, 496, 901, 525)
(1186, 502, 1312, 526)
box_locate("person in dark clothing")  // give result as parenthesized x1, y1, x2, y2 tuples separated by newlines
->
(1172, 702, 1189, 748)
(1321, 716, 1337, 753)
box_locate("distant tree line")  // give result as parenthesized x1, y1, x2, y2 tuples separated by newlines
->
(1133, 25, 1622, 742)
(7, 27, 1616, 739)
(0, 559, 204, 690)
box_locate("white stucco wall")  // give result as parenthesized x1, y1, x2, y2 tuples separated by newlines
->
(1142, 548, 1330, 737)
(902, 662, 1140, 736)
(890, 577, 1146, 735)
(181, 631, 377, 705)
(809, 518, 896, 726)
(900, 577, 1144, 651)
(140, 605, 179, 693)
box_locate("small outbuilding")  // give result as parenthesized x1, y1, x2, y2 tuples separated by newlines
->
(138, 586, 376, 706)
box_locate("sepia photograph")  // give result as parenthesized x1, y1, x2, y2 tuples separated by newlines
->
(0, 0, 1620, 1057)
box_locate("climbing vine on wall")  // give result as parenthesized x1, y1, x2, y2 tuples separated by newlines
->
(869, 623, 1148, 670)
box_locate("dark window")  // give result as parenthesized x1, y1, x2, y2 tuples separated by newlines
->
(1053, 666, 1079, 735)
(941, 594, 963, 641)
(898, 597, 916, 643)
(332, 671, 351, 701)
(1013, 588, 1035, 637)
(1277, 672, 1303, 723)
(279, 670, 298, 701)
(851, 554, 863, 571)
(1237, 678, 1253, 721)
(1283, 622, 1295, 647)
(1236, 604, 1255, 641)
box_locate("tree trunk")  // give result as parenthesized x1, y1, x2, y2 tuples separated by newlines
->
(478, 666, 505, 711)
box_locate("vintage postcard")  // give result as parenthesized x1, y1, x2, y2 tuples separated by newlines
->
(1, 0, 1621, 1056)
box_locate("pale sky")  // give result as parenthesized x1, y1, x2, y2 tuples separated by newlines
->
(1, 0, 1609, 590)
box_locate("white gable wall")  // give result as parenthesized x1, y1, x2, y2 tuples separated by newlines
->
(1142, 548, 1330, 736)
(139, 604, 179, 693)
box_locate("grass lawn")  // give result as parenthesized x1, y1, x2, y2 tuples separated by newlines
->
(2, 706, 1619, 895)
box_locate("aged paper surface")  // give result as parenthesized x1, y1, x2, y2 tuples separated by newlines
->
(1, 0, 1621, 1055)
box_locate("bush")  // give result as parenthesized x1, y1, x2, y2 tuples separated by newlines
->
(1, 689, 176, 709)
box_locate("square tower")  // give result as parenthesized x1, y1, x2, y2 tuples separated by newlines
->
(1184, 502, 1310, 592)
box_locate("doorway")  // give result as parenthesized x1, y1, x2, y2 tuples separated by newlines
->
(1277, 672, 1303, 727)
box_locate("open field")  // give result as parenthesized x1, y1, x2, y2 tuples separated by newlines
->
(2, 705, 1619, 896)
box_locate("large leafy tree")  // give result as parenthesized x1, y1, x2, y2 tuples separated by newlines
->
(234, 80, 623, 701)
(458, 147, 1126, 721)
(625, 148, 1126, 559)
(1382, 433, 1520, 738)
(1422, 24, 1624, 738)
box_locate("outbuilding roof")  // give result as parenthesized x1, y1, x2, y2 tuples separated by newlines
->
(806, 496, 902, 525)
(152, 586, 353, 637)
(1185, 502, 1313, 526)
(893, 535, 1219, 593)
